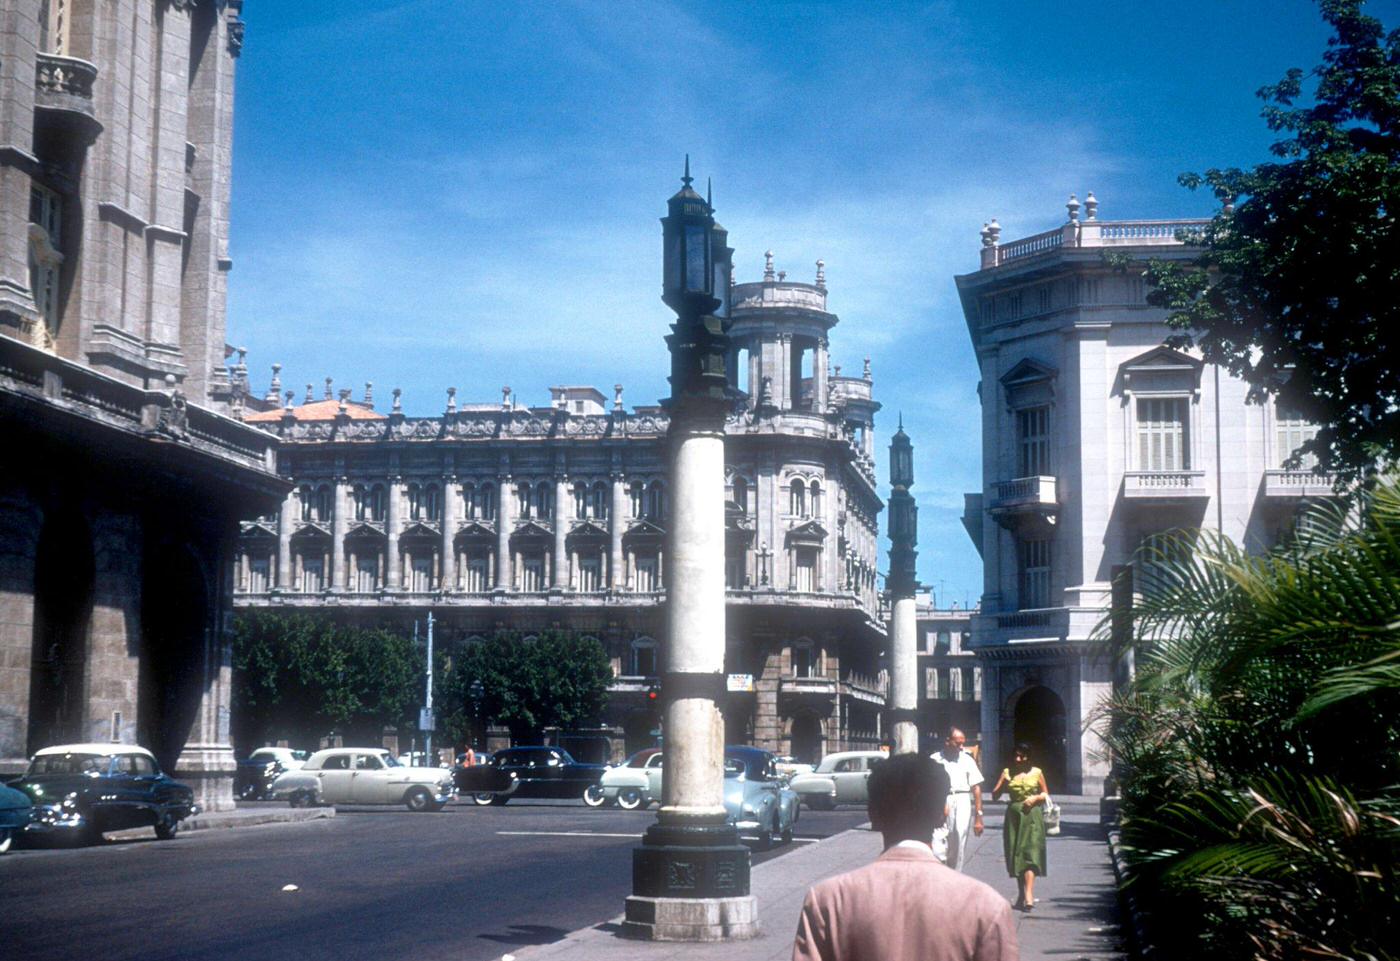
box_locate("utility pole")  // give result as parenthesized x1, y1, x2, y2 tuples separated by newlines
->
(424, 611, 435, 765)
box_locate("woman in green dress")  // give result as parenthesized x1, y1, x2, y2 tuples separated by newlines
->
(990, 742, 1049, 911)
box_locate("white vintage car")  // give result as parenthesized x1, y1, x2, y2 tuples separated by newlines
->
(269, 747, 455, 811)
(787, 750, 888, 809)
(598, 747, 664, 809)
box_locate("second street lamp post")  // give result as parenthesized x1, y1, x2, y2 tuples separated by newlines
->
(885, 419, 920, 754)
(622, 159, 757, 941)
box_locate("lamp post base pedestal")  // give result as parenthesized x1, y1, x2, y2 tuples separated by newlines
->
(624, 821, 758, 941)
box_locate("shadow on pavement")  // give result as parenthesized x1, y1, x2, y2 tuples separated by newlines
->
(478, 923, 572, 945)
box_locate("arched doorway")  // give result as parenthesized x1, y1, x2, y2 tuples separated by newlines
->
(138, 543, 209, 772)
(1012, 685, 1067, 792)
(27, 512, 95, 752)
(790, 713, 823, 765)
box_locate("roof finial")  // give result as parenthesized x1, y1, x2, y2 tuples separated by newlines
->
(1084, 191, 1098, 221)
(899, 412, 904, 429)
(614, 383, 624, 411)
(392, 387, 402, 413)
(265, 363, 282, 403)
(364, 382, 374, 408)
(1066, 193, 1081, 223)
(682, 154, 692, 189)
(815, 259, 826, 289)
(706, 176, 712, 210)
(324, 376, 333, 400)
(446, 386, 457, 414)
(305, 383, 314, 403)
(764, 250, 775, 281)
(284, 390, 294, 411)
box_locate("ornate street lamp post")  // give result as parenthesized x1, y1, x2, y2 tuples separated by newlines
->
(886, 420, 920, 754)
(623, 160, 757, 941)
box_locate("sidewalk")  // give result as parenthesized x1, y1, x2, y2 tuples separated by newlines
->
(511, 800, 1123, 961)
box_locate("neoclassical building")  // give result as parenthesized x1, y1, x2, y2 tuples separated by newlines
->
(232, 258, 888, 762)
(0, 1, 285, 811)
(957, 194, 1336, 793)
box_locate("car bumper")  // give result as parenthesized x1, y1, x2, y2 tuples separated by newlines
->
(25, 804, 88, 835)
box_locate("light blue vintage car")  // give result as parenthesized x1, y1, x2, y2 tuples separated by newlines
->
(723, 746, 800, 848)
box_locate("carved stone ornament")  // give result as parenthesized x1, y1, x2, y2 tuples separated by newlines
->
(226, 17, 245, 57)
(157, 388, 189, 439)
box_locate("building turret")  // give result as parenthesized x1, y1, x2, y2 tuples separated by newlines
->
(728, 253, 837, 414)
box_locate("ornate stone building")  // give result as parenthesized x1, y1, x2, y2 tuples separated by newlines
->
(957, 194, 1336, 793)
(232, 258, 888, 762)
(0, 1, 284, 811)
(915, 595, 979, 746)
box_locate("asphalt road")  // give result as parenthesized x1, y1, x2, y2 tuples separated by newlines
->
(0, 799, 869, 961)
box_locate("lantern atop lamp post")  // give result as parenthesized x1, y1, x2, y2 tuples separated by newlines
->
(662, 157, 733, 409)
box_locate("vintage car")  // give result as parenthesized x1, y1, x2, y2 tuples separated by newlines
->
(723, 746, 801, 848)
(0, 782, 33, 853)
(787, 750, 888, 809)
(456, 746, 607, 806)
(249, 746, 308, 770)
(773, 754, 815, 779)
(10, 743, 199, 844)
(269, 747, 455, 811)
(597, 747, 664, 809)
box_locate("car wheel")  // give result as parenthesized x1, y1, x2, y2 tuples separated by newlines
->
(0, 828, 12, 854)
(288, 790, 308, 808)
(616, 787, 644, 811)
(582, 784, 607, 808)
(154, 815, 180, 841)
(471, 793, 496, 806)
(489, 795, 509, 806)
(781, 822, 794, 845)
(405, 787, 433, 812)
(237, 782, 259, 801)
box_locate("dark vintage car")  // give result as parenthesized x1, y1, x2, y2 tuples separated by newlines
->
(11, 743, 199, 844)
(0, 782, 32, 853)
(455, 746, 607, 806)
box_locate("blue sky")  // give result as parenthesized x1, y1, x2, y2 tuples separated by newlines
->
(226, 0, 1396, 608)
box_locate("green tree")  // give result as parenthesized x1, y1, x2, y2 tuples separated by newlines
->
(232, 612, 424, 748)
(1145, 0, 1400, 480)
(1098, 481, 1400, 960)
(440, 631, 613, 745)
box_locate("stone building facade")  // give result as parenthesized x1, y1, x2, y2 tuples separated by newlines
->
(956, 195, 1336, 794)
(915, 595, 979, 747)
(0, 1, 284, 813)
(233, 261, 888, 763)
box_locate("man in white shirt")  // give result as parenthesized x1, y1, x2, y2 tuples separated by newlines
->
(931, 728, 984, 872)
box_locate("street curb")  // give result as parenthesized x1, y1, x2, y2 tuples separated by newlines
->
(1106, 828, 1156, 960)
(106, 806, 334, 841)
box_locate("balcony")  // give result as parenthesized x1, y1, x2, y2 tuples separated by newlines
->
(34, 53, 100, 134)
(840, 672, 887, 704)
(778, 675, 838, 703)
(1123, 470, 1208, 502)
(987, 475, 1058, 531)
(1263, 469, 1337, 499)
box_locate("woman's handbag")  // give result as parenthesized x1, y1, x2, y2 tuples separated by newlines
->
(1044, 796, 1061, 836)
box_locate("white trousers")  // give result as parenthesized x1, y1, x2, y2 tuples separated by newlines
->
(945, 793, 974, 871)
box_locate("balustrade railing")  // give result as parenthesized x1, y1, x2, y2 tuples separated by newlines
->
(35, 53, 97, 100)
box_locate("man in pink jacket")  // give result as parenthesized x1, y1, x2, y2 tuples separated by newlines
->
(791, 753, 1017, 961)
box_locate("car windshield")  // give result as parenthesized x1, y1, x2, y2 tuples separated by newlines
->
(723, 759, 745, 778)
(291, 750, 309, 761)
(627, 751, 659, 768)
(27, 753, 110, 776)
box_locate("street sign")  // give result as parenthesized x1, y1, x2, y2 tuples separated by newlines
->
(726, 673, 755, 693)
(418, 709, 435, 731)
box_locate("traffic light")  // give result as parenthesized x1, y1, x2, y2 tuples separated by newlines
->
(646, 678, 660, 702)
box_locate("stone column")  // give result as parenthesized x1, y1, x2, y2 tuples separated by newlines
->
(778, 333, 793, 409)
(553, 473, 569, 589)
(888, 596, 919, 753)
(495, 473, 513, 590)
(0, 5, 40, 337)
(145, 2, 192, 357)
(276, 489, 295, 591)
(813, 337, 829, 413)
(440, 479, 457, 591)
(609, 471, 626, 590)
(386, 478, 402, 590)
(331, 477, 348, 590)
(86, 514, 142, 746)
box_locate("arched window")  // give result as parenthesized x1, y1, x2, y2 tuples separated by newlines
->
(369, 484, 385, 522)
(810, 481, 823, 519)
(480, 483, 496, 521)
(407, 483, 423, 521)
(299, 485, 313, 522)
(646, 481, 665, 522)
(733, 476, 749, 514)
(352, 484, 368, 521)
(573, 482, 588, 519)
(517, 483, 532, 520)
(630, 481, 645, 518)
(461, 483, 477, 520)
(789, 479, 806, 517)
(536, 481, 553, 520)
(315, 485, 333, 522)
(591, 481, 609, 522)
(425, 484, 441, 522)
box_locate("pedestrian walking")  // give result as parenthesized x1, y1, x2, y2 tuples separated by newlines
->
(791, 753, 1016, 961)
(990, 742, 1049, 912)
(931, 727, 984, 871)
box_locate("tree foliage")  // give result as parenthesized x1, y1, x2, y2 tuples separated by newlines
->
(231, 612, 424, 748)
(1098, 478, 1400, 960)
(1145, 0, 1400, 480)
(439, 631, 613, 744)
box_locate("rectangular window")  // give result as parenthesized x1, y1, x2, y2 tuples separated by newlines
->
(521, 556, 545, 592)
(1136, 397, 1189, 471)
(464, 555, 489, 593)
(1016, 406, 1050, 477)
(635, 554, 659, 592)
(578, 556, 602, 593)
(248, 556, 270, 593)
(794, 549, 816, 592)
(355, 554, 378, 593)
(29, 184, 62, 342)
(633, 644, 656, 677)
(791, 645, 815, 678)
(409, 553, 433, 592)
(300, 555, 323, 593)
(962, 667, 977, 702)
(935, 630, 951, 654)
(948, 669, 962, 701)
(937, 669, 950, 700)
(1018, 538, 1053, 610)
(925, 667, 938, 699)
(1276, 404, 1319, 469)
